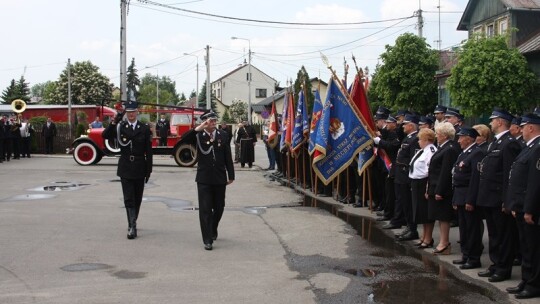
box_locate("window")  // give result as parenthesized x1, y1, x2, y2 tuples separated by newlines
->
(246, 73, 252, 81)
(256, 89, 267, 98)
(499, 19, 508, 35)
(217, 89, 221, 98)
(486, 24, 494, 37)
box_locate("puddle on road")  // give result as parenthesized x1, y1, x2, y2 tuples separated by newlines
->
(1, 193, 57, 201)
(28, 182, 91, 192)
(296, 193, 502, 304)
(61, 263, 112, 272)
(111, 270, 147, 279)
(143, 196, 192, 211)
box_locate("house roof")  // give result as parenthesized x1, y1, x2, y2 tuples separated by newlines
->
(518, 30, 540, 54)
(211, 63, 277, 84)
(458, 0, 540, 31)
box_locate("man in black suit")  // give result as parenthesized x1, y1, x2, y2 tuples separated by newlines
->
(41, 117, 57, 154)
(186, 112, 234, 251)
(476, 108, 522, 282)
(102, 101, 153, 240)
(156, 114, 170, 146)
(506, 113, 540, 299)
(452, 127, 485, 269)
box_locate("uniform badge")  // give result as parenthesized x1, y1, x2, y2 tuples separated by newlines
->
(206, 141, 210, 145)
(123, 138, 127, 142)
(459, 161, 464, 168)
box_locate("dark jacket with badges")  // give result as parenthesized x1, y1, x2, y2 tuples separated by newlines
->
(102, 121, 153, 179)
(156, 119, 170, 138)
(523, 143, 540, 220)
(428, 140, 460, 199)
(506, 137, 540, 212)
(184, 129, 235, 185)
(452, 143, 485, 206)
(476, 131, 522, 208)
(394, 131, 420, 184)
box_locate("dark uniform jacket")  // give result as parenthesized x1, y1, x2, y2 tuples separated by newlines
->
(376, 128, 400, 177)
(428, 140, 460, 199)
(452, 143, 485, 206)
(394, 131, 420, 184)
(476, 131, 522, 208)
(42, 122, 57, 138)
(156, 119, 170, 138)
(507, 136, 540, 213)
(523, 143, 540, 222)
(185, 129, 234, 185)
(102, 120, 153, 179)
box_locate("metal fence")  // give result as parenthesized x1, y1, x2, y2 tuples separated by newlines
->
(30, 123, 75, 154)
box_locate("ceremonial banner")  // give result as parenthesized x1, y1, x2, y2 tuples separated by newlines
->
(291, 90, 309, 154)
(350, 74, 376, 175)
(308, 89, 323, 155)
(279, 92, 290, 151)
(267, 100, 279, 149)
(312, 77, 372, 185)
(284, 92, 294, 149)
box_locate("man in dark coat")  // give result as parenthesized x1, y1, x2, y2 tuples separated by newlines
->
(236, 121, 257, 168)
(476, 108, 522, 282)
(185, 112, 235, 250)
(102, 101, 153, 239)
(0, 116, 5, 162)
(156, 114, 170, 146)
(41, 117, 57, 154)
(452, 127, 485, 269)
(506, 113, 540, 299)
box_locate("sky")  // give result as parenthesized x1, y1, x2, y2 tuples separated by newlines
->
(0, 0, 470, 100)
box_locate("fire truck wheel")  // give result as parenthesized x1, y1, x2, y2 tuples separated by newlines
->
(174, 144, 198, 167)
(73, 142, 98, 166)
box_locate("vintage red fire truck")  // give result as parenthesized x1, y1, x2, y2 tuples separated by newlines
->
(71, 104, 206, 167)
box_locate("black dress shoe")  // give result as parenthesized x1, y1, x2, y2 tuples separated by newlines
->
(382, 223, 401, 229)
(396, 231, 419, 241)
(212, 232, 218, 241)
(396, 227, 410, 237)
(488, 273, 510, 283)
(515, 288, 540, 299)
(376, 211, 385, 217)
(477, 269, 494, 277)
(506, 281, 526, 294)
(452, 258, 467, 265)
(127, 227, 137, 239)
(513, 258, 522, 266)
(376, 216, 391, 222)
(460, 262, 481, 270)
(204, 243, 213, 250)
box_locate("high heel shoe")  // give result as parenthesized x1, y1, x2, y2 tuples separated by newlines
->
(433, 243, 451, 255)
(414, 240, 424, 247)
(418, 239, 434, 249)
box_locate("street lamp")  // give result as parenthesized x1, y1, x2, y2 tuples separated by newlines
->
(183, 53, 199, 106)
(231, 36, 252, 124)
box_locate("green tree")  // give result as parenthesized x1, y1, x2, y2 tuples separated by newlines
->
(293, 66, 314, 114)
(189, 90, 196, 99)
(221, 108, 234, 123)
(139, 73, 180, 105)
(229, 99, 247, 122)
(446, 34, 538, 116)
(372, 33, 439, 114)
(197, 81, 217, 112)
(1, 76, 30, 103)
(49, 61, 113, 105)
(127, 58, 141, 101)
(41, 82, 58, 104)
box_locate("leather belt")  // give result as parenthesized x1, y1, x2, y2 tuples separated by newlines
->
(124, 155, 145, 162)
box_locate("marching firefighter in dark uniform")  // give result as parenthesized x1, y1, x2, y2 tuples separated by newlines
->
(185, 112, 235, 250)
(476, 108, 522, 282)
(506, 113, 540, 299)
(102, 101, 153, 240)
(156, 114, 170, 146)
(451, 127, 485, 269)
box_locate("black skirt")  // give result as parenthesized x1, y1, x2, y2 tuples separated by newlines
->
(428, 193, 454, 222)
(411, 178, 432, 224)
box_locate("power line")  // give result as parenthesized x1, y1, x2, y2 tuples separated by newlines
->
(136, 0, 414, 26)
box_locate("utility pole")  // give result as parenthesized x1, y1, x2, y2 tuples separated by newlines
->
(205, 45, 211, 110)
(416, 0, 423, 38)
(67, 58, 72, 140)
(120, 0, 127, 103)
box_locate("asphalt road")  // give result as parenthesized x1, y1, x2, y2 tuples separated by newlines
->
(0, 149, 528, 304)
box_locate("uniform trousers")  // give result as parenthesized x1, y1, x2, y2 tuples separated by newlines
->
(382, 177, 395, 218)
(456, 205, 484, 263)
(524, 222, 540, 291)
(120, 178, 145, 221)
(516, 214, 533, 283)
(481, 206, 504, 271)
(394, 182, 415, 231)
(496, 212, 518, 275)
(197, 183, 226, 245)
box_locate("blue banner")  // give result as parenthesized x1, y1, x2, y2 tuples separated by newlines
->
(312, 78, 372, 185)
(308, 90, 323, 155)
(291, 90, 309, 154)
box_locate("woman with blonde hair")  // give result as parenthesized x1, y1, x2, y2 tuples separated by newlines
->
(427, 122, 461, 255)
(473, 124, 491, 152)
(409, 128, 437, 248)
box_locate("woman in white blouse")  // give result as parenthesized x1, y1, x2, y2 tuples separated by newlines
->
(409, 128, 437, 249)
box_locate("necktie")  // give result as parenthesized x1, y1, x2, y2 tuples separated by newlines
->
(131, 123, 135, 130)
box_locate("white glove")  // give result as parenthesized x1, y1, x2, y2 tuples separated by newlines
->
(373, 137, 381, 145)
